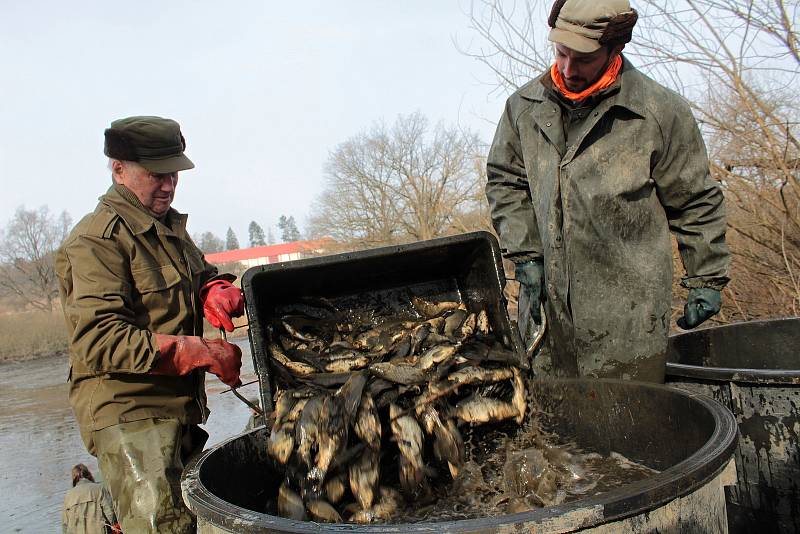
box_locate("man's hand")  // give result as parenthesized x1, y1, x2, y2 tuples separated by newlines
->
(677, 288, 721, 330)
(515, 259, 545, 324)
(200, 279, 244, 332)
(150, 334, 242, 387)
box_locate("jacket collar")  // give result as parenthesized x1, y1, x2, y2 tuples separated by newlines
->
(100, 184, 189, 237)
(518, 56, 647, 118)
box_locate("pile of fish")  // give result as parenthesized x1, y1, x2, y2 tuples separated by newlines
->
(263, 295, 527, 524)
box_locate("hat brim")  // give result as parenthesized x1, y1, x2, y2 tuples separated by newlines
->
(548, 28, 602, 54)
(138, 154, 195, 174)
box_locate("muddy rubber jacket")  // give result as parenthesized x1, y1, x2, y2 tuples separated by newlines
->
(486, 58, 729, 382)
(56, 184, 221, 453)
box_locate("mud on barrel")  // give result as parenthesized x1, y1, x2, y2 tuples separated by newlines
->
(667, 318, 800, 533)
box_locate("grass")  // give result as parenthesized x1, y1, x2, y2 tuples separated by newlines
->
(0, 310, 249, 364)
(0, 310, 69, 363)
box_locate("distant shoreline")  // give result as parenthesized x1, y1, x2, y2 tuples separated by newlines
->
(0, 349, 68, 365)
(0, 329, 249, 366)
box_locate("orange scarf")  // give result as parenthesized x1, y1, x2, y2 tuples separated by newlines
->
(550, 55, 622, 102)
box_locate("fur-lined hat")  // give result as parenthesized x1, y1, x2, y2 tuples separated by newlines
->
(104, 116, 194, 173)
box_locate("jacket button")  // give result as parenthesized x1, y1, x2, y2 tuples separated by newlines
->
(546, 122, 552, 127)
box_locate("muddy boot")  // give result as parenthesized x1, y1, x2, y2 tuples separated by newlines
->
(93, 418, 207, 534)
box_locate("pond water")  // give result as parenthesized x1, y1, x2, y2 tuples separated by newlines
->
(0, 338, 258, 533)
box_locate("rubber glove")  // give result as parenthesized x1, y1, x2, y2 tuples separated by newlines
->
(677, 288, 721, 330)
(150, 334, 242, 387)
(200, 279, 244, 332)
(515, 259, 545, 324)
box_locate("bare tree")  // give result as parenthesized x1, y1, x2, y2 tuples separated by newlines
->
(0, 205, 71, 311)
(308, 112, 487, 249)
(465, 0, 800, 321)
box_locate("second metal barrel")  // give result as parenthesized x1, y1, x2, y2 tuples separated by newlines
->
(666, 317, 800, 533)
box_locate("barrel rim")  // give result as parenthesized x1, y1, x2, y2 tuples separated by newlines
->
(666, 317, 800, 383)
(181, 378, 738, 533)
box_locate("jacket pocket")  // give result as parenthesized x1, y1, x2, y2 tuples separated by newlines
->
(131, 264, 181, 294)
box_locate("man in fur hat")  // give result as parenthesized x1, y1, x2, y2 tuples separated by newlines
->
(56, 116, 245, 532)
(486, 0, 730, 382)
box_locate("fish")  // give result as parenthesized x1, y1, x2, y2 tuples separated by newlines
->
(476, 309, 491, 335)
(284, 397, 309, 423)
(411, 296, 463, 318)
(282, 320, 320, 344)
(434, 419, 465, 478)
(313, 394, 348, 482)
(408, 322, 431, 355)
(511, 367, 527, 425)
(348, 486, 405, 523)
(443, 309, 468, 338)
(415, 344, 457, 371)
(420, 331, 452, 350)
(306, 499, 342, 523)
(324, 473, 347, 504)
(415, 403, 441, 436)
(354, 394, 381, 449)
(389, 403, 426, 495)
(323, 355, 371, 373)
(369, 362, 429, 385)
(336, 371, 369, 426)
(415, 403, 463, 478)
(300, 372, 352, 388)
(271, 344, 319, 376)
(387, 333, 412, 360)
(453, 396, 519, 424)
(285, 360, 318, 377)
(295, 395, 324, 470)
(268, 426, 295, 464)
(375, 387, 400, 409)
(277, 483, 306, 520)
(458, 313, 477, 340)
(271, 389, 297, 431)
(447, 366, 515, 386)
(349, 448, 379, 510)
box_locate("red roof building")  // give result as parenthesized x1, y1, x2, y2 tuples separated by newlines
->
(205, 239, 331, 268)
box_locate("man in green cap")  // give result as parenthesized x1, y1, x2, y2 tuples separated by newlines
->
(56, 116, 246, 532)
(486, 0, 730, 382)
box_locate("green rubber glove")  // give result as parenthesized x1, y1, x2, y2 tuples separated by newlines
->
(515, 260, 545, 324)
(677, 288, 721, 329)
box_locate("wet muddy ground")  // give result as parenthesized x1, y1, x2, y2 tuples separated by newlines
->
(0, 338, 258, 533)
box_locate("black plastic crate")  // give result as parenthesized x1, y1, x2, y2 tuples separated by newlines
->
(241, 231, 523, 413)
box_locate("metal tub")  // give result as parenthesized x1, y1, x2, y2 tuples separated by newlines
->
(182, 379, 737, 533)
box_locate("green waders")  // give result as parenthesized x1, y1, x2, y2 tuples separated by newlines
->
(93, 418, 208, 534)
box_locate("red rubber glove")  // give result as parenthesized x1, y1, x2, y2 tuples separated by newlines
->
(150, 334, 242, 387)
(200, 279, 244, 332)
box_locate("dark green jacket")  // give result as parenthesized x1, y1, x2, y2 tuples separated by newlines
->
(56, 184, 218, 452)
(486, 59, 729, 382)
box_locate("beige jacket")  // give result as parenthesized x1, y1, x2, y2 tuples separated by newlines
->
(62, 479, 116, 534)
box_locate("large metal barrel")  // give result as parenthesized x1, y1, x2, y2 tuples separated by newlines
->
(666, 318, 800, 533)
(182, 379, 737, 533)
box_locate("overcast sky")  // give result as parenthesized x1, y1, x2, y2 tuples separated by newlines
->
(0, 1, 516, 243)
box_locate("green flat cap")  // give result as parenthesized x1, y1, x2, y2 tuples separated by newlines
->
(104, 115, 195, 174)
